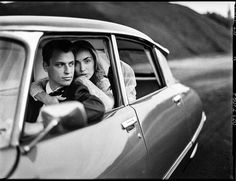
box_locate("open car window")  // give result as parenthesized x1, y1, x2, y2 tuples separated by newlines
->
(22, 36, 115, 141)
(116, 38, 165, 100)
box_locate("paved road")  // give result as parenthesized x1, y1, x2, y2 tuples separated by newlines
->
(168, 54, 233, 179)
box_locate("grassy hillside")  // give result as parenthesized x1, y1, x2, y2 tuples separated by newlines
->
(0, 2, 232, 60)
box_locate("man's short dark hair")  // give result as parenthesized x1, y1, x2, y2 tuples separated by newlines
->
(42, 40, 73, 65)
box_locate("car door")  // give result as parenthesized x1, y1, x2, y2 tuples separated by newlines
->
(13, 107, 147, 179)
(115, 37, 192, 178)
(155, 48, 204, 142)
(10, 35, 148, 179)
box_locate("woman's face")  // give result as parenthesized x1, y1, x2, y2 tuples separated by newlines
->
(75, 49, 95, 79)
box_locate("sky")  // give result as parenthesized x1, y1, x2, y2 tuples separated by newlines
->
(171, 1, 235, 18)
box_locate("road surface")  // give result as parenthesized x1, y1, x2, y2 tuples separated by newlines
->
(169, 54, 233, 179)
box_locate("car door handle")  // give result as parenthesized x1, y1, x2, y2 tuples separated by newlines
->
(172, 94, 182, 105)
(121, 117, 137, 131)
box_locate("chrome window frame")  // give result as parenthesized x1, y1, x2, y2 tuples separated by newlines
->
(112, 35, 167, 102)
(154, 47, 177, 86)
(111, 35, 129, 107)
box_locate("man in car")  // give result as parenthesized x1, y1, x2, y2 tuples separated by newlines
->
(25, 39, 105, 135)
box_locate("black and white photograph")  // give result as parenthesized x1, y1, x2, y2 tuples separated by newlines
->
(0, 1, 234, 179)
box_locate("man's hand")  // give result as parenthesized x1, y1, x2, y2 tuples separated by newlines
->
(35, 91, 59, 105)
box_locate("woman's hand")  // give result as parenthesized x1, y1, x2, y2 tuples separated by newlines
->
(75, 76, 89, 85)
(75, 76, 114, 111)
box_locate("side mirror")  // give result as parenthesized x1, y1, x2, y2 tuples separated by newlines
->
(21, 101, 87, 153)
(41, 101, 87, 130)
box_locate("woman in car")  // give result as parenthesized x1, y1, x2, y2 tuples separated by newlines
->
(31, 40, 115, 111)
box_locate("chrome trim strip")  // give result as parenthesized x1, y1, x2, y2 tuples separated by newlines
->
(136, 77, 157, 81)
(191, 112, 206, 143)
(190, 143, 198, 159)
(111, 35, 129, 106)
(163, 111, 206, 179)
(163, 142, 192, 180)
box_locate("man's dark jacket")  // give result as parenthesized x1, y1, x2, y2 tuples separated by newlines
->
(26, 81, 105, 128)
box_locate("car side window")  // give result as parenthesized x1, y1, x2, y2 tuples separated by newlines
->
(155, 47, 176, 85)
(0, 38, 26, 147)
(116, 38, 165, 99)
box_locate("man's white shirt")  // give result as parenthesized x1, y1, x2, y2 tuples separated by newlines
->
(36, 81, 65, 123)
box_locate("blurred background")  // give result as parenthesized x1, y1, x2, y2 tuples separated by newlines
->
(0, 1, 234, 179)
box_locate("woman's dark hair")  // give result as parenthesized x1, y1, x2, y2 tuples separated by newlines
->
(72, 40, 105, 84)
(42, 39, 73, 65)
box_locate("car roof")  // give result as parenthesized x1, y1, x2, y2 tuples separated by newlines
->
(0, 15, 169, 54)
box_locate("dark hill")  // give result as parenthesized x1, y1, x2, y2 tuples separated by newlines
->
(0, 2, 232, 60)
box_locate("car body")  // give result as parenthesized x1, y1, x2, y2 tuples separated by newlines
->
(0, 15, 206, 179)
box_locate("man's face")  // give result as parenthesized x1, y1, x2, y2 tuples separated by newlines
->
(44, 49, 75, 90)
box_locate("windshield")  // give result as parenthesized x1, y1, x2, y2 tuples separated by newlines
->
(0, 39, 25, 146)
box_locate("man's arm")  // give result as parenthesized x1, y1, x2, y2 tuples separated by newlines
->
(75, 76, 114, 111)
(70, 81, 105, 124)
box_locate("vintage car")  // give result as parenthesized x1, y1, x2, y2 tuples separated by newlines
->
(0, 16, 206, 179)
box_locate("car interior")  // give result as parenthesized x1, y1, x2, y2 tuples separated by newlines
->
(117, 38, 164, 99)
